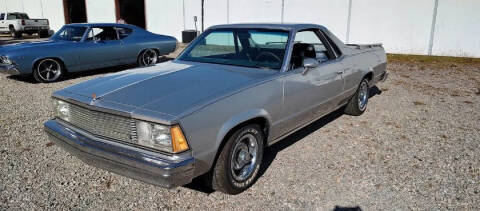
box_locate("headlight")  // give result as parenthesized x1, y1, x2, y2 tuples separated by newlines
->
(52, 98, 71, 122)
(0, 56, 12, 65)
(136, 121, 189, 153)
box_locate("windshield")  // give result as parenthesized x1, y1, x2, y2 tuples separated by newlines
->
(53, 26, 88, 42)
(179, 28, 289, 70)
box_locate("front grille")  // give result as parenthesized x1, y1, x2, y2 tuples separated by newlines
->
(67, 103, 135, 143)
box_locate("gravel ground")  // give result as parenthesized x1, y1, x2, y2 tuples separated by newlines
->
(0, 51, 479, 210)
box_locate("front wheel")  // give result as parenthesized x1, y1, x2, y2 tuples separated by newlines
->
(212, 124, 264, 195)
(344, 78, 370, 116)
(137, 49, 158, 66)
(33, 59, 64, 83)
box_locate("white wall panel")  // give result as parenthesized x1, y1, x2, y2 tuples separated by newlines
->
(22, 0, 43, 18)
(349, 0, 435, 55)
(229, 0, 283, 23)
(4, 0, 24, 12)
(146, 0, 183, 40)
(85, 0, 115, 23)
(184, 0, 202, 31)
(41, 0, 64, 31)
(432, 0, 480, 57)
(204, 0, 228, 29)
(284, 0, 350, 42)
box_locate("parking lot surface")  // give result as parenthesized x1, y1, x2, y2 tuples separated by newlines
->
(0, 49, 479, 209)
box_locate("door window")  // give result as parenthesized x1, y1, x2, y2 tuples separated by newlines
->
(86, 27, 119, 41)
(115, 27, 133, 39)
(0, 13, 4, 20)
(291, 30, 335, 69)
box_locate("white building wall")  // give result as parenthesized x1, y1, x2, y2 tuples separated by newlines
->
(40, 0, 64, 31)
(204, 0, 228, 29)
(184, 0, 202, 31)
(349, 0, 435, 55)
(85, 0, 116, 23)
(22, 0, 43, 18)
(229, 0, 283, 23)
(145, 0, 183, 40)
(432, 0, 480, 57)
(3, 0, 23, 12)
(1, 0, 480, 57)
(283, 0, 350, 42)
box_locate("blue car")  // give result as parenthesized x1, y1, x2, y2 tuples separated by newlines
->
(0, 23, 177, 82)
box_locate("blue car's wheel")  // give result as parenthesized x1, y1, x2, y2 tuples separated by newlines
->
(138, 49, 158, 66)
(33, 59, 64, 83)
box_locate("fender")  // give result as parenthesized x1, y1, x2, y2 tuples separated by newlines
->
(214, 108, 272, 151)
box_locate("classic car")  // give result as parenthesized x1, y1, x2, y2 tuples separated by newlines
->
(0, 23, 177, 82)
(44, 23, 388, 194)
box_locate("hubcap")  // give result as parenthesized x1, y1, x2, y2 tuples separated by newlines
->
(38, 59, 61, 82)
(358, 81, 369, 111)
(230, 133, 258, 182)
(141, 49, 158, 66)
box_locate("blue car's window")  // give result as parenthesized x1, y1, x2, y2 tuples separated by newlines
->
(54, 26, 87, 42)
(179, 29, 289, 70)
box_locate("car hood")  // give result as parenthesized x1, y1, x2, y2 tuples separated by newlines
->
(60, 61, 277, 118)
(0, 39, 66, 53)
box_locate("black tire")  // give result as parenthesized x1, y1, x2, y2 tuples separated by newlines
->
(33, 59, 64, 83)
(212, 124, 264, 195)
(10, 27, 21, 38)
(344, 78, 370, 116)
(137, 49, 159, 66)
(39, 30, 49, 38)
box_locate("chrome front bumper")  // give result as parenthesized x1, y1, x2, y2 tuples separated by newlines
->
(44, 119, 195, 188)
(0, 64, 21, 75)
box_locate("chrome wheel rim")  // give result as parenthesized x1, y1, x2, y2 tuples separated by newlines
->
(230, 133, 258, 182)
(38, 59, 61, 82)
(141, 49, 158, 66)
(358, 81, 369, 111)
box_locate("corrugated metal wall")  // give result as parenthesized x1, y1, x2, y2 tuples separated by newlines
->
(1, 0, 479, 58)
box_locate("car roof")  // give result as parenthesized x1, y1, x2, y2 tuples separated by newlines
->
(65, 23, 137, 28)
(207, 23, 327, 31)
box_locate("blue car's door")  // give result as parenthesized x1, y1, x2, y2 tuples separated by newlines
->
(79, 26, 125, 70)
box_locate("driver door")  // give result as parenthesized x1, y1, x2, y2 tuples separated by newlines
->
(81, 26, 125, 69)
(279, 30, 345, 134)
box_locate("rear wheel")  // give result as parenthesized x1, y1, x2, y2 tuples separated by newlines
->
(344, 78, 370, 116)
(39, 30, 49, 38)
(10, 27, 21, 38)
(33, 59, 64, 83)
(211, 124, 264, 195)
(137, 49, 158, 66)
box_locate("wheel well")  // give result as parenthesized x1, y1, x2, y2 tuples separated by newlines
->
(364, 72, 373, 83)
(33, 58, 67, 73)
(210, 117, 269, 171)
(9, 25, 14, 30)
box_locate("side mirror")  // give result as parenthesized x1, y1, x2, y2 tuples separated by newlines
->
(302, 58, 319, 75)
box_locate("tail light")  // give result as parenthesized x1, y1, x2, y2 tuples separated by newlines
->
(21, 19, 25, 25)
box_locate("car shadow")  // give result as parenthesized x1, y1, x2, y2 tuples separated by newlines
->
(184, 86, 382, 194)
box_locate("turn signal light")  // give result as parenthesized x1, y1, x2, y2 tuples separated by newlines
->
(171, 125, 189, 153)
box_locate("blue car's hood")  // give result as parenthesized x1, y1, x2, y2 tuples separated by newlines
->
(0, 39, 66, 52)
(60, 61, 277, 117)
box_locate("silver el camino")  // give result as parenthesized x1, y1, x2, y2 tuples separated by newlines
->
(44, 23, 388, 194)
